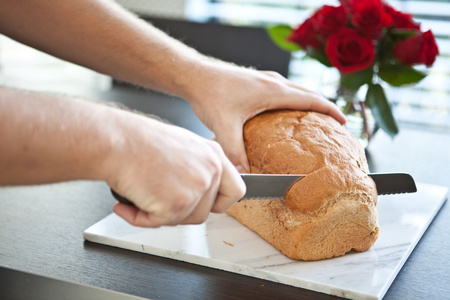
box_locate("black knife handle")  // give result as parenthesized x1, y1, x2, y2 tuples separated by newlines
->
(111, 189, 135, 206)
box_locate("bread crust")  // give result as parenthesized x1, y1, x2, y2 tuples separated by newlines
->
(227, 110, 379, 261)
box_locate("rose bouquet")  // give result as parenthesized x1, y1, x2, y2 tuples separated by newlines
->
(268, 0, 439, 140)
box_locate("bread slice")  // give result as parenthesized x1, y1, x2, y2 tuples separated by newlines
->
(227, 110, 379, 261)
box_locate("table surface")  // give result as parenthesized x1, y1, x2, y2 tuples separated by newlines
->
(0, 85, 449, 300)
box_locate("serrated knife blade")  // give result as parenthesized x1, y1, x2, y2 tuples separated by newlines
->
(239, 174, 304, 200)
(238, 172, 417, 201)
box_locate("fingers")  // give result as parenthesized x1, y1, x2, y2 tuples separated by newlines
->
(286, 88, 347, 125)
(113, 202, 170, 227)
(177, 143, 245, 223)
(113, 141, 245, 228)
(214, 122, 250, 173)
(211, 149, 246, 213)
(309, 96, 347, 125)
(225, 140, 250, 173)
(261, 71, 347, 125)
(113, 172, 243, 228)
(286, 82, 347, 124)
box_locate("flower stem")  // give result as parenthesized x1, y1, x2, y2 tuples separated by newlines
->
(341, 101, 353, 115)
(359, 101, 372, 141)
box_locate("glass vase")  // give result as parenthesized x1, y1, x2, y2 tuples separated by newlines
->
(335, 87, 376, 148)
(318, 68, 376, 148)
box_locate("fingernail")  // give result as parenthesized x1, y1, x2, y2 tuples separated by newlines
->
(235, 165, 246, 173)
(236, 163, 250, 173)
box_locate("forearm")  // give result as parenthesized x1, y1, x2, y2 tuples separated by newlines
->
(0, 86, 245, 226)
(0, 87, 120, 185)
(0, 0, 206, 99)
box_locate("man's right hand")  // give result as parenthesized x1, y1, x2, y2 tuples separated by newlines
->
(107, 110, 246, 227)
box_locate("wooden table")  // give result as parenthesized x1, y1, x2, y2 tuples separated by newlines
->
(1, 86, 449, 300)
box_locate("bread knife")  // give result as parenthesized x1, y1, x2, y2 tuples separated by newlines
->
(111, 173, 417, 205)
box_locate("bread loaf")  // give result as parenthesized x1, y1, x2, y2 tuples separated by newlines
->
(227, 110, 379, 261)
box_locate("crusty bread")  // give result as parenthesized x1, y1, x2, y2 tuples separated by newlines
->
(227, 110, 379, 261)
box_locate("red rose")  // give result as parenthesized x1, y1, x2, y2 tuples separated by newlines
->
(311, 5, 348, 37)
(340, 0, 382, 6)
(351, 1, 392, 39)
(393, 30, 439, 67)
(382, 3, 420, 30)
(288, 18, 323, 50)
(325, 28, 375, 74)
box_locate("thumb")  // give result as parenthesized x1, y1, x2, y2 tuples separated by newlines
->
(214, 129, 250, 173)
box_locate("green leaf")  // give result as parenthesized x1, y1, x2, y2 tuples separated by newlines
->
(306, 49, 332, 67)
(340, 68, 374, 92)
(379, 63, 427, 86)
(266, 25, 301, 52)
(389, 29, 419, 40)
(365, 83, 399, 138)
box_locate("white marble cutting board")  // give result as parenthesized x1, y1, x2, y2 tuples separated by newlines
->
(84, 183, 448, 300)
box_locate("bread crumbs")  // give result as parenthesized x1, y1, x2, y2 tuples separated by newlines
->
(223, 241, 234, 247)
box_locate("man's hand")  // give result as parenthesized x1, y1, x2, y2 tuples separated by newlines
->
(185, 64, 347, 172)
(107, 111, 246, 227)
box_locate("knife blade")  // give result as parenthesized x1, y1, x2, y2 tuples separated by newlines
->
(239, 172, 417, 201)
(111, 172, 417, 205)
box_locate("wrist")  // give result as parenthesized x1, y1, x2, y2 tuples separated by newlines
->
(63, 101, 129, 184)
(178, 58, 233, 106)
(95, 106, 165, 189)
(91, 105, 132, 186)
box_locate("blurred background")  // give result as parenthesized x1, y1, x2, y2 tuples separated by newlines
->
(0, 0, 448, 132)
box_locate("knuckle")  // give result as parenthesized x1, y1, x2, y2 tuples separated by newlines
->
(171, 193, 193, 213)
(206, 139, 223, 155)
(196, 176, 212, 194)
(205, 141, 224, 174)
(262, 70, 283, 78)
(236, 183, 246, 200)
(262, 78, 286, 95)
